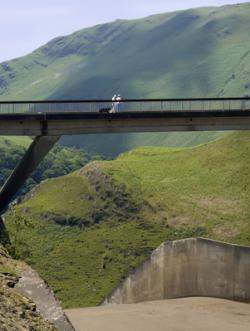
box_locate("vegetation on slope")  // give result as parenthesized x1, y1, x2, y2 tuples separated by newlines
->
(1, 3, 250, 155)
(5, 132, 250, 308)
(2, 3, 250, 100)
(0, 137, 99, 197)
(60, 131, 229, 157)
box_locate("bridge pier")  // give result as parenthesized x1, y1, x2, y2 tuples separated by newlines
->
(0, 136, 59, 214)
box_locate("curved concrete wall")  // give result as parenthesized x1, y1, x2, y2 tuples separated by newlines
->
(104, 238, 250, 304)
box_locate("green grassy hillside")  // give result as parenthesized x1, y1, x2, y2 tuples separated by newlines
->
(1, 3, 250, 155)
(0, 137, 31, 148)
(60, 131, 229, 157)
(5, 131, 250, 308)
(2, 4, 250, 100)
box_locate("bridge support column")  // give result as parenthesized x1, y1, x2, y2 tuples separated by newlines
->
(0, 136, 60, 214)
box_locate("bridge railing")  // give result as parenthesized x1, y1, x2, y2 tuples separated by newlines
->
(0, 98, 249, 114)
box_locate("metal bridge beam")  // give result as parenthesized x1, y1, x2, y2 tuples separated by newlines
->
(0, 136, 59, 214)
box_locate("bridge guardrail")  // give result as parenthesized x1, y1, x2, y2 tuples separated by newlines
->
(0, 98, 249, 114)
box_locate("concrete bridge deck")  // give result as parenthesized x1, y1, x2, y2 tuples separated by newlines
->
(0, 110, 250, 135)
(0, 97, 249, 135)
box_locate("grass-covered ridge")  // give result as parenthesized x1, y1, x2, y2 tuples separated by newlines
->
(5, 132, 250, 308)
(2, 3, 250, 100)
(104, 132, 250, 244)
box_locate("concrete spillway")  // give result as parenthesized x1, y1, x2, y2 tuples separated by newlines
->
(66, 298, 250, 331)
(104, 238, 250, 304)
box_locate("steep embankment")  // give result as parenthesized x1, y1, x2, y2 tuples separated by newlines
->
(1, 3, 250, 155)
(5, 131, 250, 308)
(0, 244, 57, 330)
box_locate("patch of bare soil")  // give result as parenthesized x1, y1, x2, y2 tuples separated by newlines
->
(197, 197, 242, 215)
(167, 215, 193, 227)
(213, 223, 241, 239)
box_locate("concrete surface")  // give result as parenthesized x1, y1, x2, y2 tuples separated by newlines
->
(104, 238, 250, 304)
(0, 111, 250, 136)
(65, 297, 250, 331)
(15, 261, 74, 331)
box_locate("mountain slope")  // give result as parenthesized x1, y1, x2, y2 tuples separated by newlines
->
(1, 4, 250, 100)
(1, 3, 250, 155)
(5, 131, 250, 307)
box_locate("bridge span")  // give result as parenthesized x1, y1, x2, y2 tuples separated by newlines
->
(0, 97, 249, 214)
(0, 97, 250, 135)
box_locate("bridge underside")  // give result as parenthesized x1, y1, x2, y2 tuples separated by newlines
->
(0, 111, 250, 136)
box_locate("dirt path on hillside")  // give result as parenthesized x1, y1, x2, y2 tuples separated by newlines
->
(65, 297, 250, 331)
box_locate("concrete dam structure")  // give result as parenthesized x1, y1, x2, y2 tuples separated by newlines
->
(104, 238, 250, 304)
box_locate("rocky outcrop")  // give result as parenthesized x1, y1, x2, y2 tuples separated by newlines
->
(0, 245, 57, 330)
(79, 162, 140, 224)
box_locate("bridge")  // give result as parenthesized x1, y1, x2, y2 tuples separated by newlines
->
(0, 97, 250, 135)
(0, 97, 249, 213)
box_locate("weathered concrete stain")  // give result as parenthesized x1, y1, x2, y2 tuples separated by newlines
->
(104, 238, 250, 304)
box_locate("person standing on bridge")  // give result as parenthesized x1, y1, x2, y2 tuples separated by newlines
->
(109, 94, 116, 113)
(115, 94, 122, 112)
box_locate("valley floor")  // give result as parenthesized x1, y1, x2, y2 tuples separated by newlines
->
(65, 297, 250, 331)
